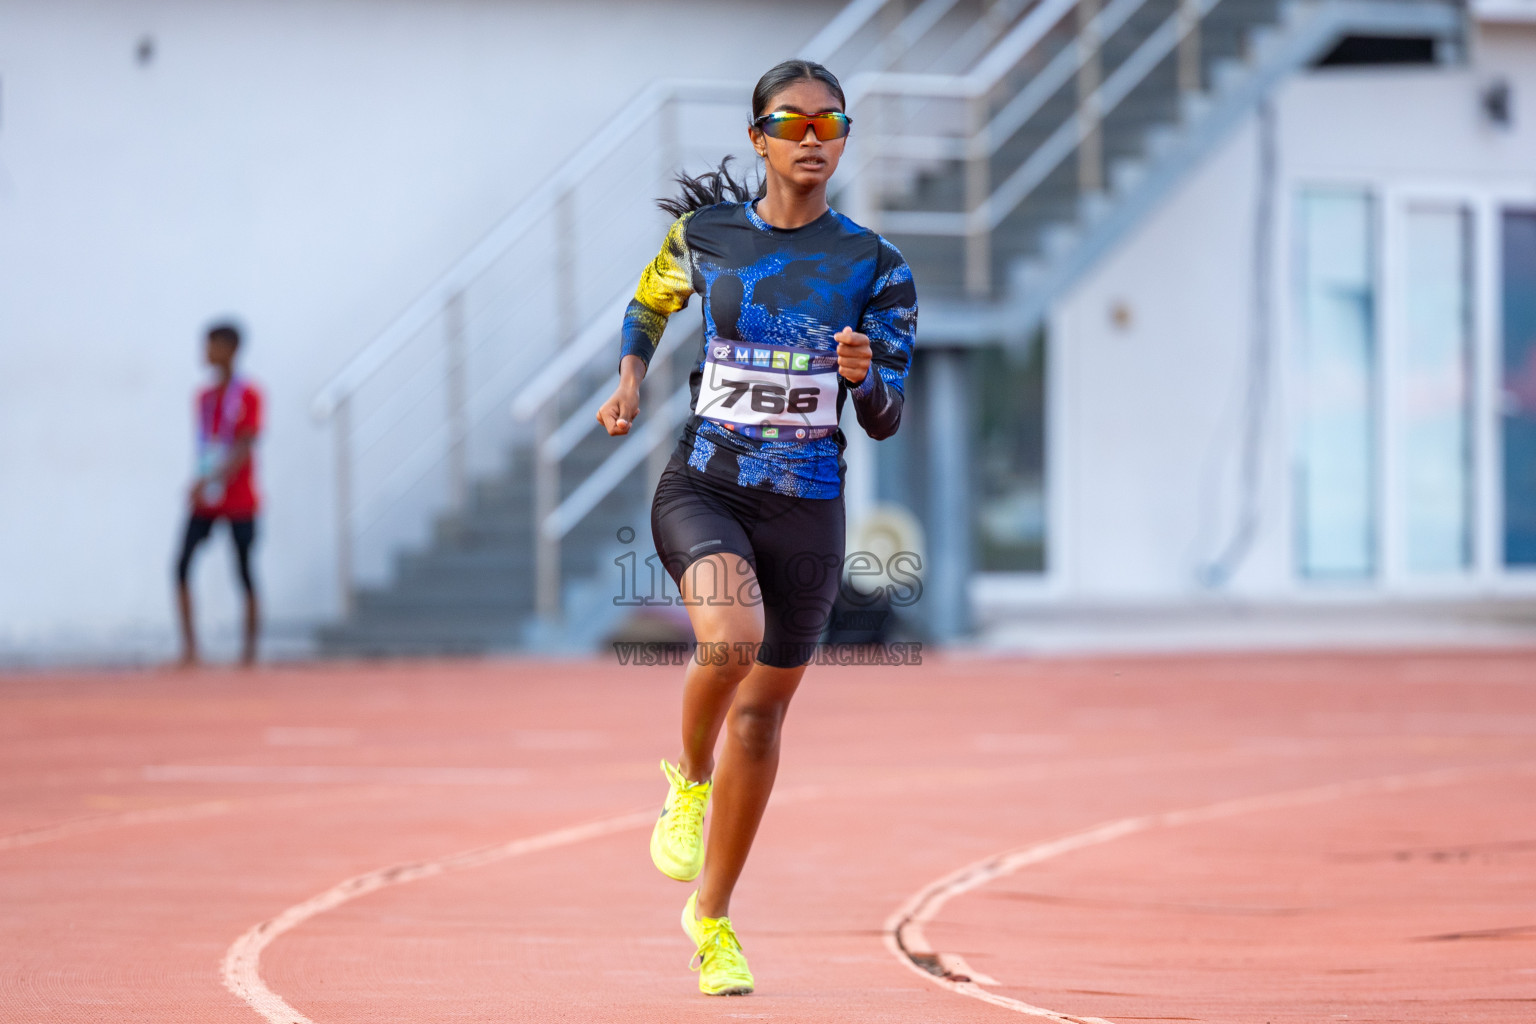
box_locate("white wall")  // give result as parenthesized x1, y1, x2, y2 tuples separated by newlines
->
(1049, 22, 1536, 601)
(0, 0, 838, 662)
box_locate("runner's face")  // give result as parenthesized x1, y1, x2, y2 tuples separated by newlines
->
(205, 338, 236, 372)
(751, 80, 845, 192)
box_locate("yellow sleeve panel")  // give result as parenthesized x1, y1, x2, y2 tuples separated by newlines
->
(621, 212, 695, 364)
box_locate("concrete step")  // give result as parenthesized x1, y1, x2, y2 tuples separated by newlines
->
(353, 587, 535, 616)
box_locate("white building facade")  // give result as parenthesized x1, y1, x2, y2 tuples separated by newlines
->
(3, 0, 1534, 660)
(1030, 8, 1536, 608)
(0, 0, 839, 661)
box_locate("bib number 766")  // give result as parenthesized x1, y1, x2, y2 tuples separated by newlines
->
(718, 379, 820, 414)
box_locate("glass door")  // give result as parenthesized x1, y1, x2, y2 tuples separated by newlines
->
(1295, 188, 1377, 579)
(1398, 203, 1475, 575)
(1502, 210, 1536, 566)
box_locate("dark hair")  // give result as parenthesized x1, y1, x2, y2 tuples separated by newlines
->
(206, 321, 242, 349)
(656, 60, 846, 218)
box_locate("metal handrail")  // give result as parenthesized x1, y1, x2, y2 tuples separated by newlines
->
(507, 293, 637, 423)
(313, 0, 1063, 628)
(870, 0, 1222, 237)
(311, 0, 917, 424)
(834, 0, 1234, 303)
(541, 323, 699, 464)
(543, 383, 695, 542)
(840, 0, 1074, 108)
(799, 0, 893, 62)
(309, 78, 741, 422)
(845, 0, 1147, 146)
(308, 0, 930, 620)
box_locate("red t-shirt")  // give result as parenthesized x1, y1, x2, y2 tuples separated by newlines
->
(193, 379, 263, 518)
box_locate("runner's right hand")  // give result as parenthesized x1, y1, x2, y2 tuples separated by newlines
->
(597, 383, 640, 436)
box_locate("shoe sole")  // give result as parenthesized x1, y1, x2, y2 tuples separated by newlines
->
(681, 892, 700, 946)
(650, 815, 702, 882)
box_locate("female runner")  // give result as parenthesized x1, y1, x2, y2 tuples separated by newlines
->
(596, 59, 917, 996)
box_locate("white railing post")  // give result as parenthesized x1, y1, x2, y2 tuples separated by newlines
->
(1178, 0, 1203, 95)
(648, 92, 680, 493)
(445, 289, 467, 511)
(659, 92, 679, 195)
(535, 402, 560, 620)
(646, 342, 674, 490)
(964, 90, 992, 297)
(1076, 0, 1104, 197)
(334, 394, 354, 616)
(537, 187, 579, 621)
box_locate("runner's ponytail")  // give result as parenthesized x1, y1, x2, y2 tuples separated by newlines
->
(656, 156, 759, 218)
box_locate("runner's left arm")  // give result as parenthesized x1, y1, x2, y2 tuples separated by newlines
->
(849, 238, 918, 440)
(204, 388, 261, 485)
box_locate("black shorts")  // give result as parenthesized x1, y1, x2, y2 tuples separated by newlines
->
(651, 458, 843, 668)
(176, 513, 257, 591)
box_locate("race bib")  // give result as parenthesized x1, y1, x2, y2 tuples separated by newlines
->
(696, 339, 840, 441)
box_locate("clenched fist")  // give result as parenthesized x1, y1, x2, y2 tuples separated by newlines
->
(596, 356, 647, 436)
(835, 327, 871, 386)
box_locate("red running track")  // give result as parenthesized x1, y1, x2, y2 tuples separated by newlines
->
(2, 650, 1534, 1023)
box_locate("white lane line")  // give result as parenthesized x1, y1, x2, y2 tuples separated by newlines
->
(219, 751, 1488, 1023)
(7, 742, 1342, 857)
(0, 800, 242, 852)
(883, 762, 1535, 1024)
(0, 786, 402, 853)
(221, 808, 657, 1024)
(145, 765, 529, 785)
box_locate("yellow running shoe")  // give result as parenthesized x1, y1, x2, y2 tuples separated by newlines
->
(650, 759, 710, 881)
(682, 890, 754, 996)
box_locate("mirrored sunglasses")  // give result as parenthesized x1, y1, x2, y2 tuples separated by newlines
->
(753, 111, 852, 142)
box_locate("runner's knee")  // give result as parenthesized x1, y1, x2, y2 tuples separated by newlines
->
(730, 701, 787, 761)
(231, 521, 257, 595)
(235, 552, 255, 595)
(688, 596, 762, 671)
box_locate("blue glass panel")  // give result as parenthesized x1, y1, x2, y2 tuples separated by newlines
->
(1296, 189, 1377, 579)
(1502, 210, 1536, 566)
(1402, 206, 1473, 574)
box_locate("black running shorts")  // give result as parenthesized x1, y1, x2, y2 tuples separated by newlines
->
(176, 513, 257, 592)
(650, 457, 844, 668)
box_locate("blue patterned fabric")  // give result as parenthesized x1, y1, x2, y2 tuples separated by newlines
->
(620, 201, 917, 498)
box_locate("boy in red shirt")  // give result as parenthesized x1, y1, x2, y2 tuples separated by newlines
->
(175, 322, 263, 666)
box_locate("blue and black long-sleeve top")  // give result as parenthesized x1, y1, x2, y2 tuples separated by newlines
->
(620, 200, 918, 499)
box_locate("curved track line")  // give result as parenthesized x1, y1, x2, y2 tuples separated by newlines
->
(217, 755, 1225, 1020)
(883, 763, 1533, 1024)
(220, 753, 1486, 1023)
(222, 808, 656, 1024)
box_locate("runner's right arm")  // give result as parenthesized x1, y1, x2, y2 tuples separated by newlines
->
(620, 213, 697, 367)
(599, 214, 696, 436)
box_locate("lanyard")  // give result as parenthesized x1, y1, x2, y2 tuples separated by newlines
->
(200, 377, 246, 446)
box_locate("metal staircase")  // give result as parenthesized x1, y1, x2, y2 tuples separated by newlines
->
(314, 0, 1466, 657)
(840, 0, 1464, 343)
